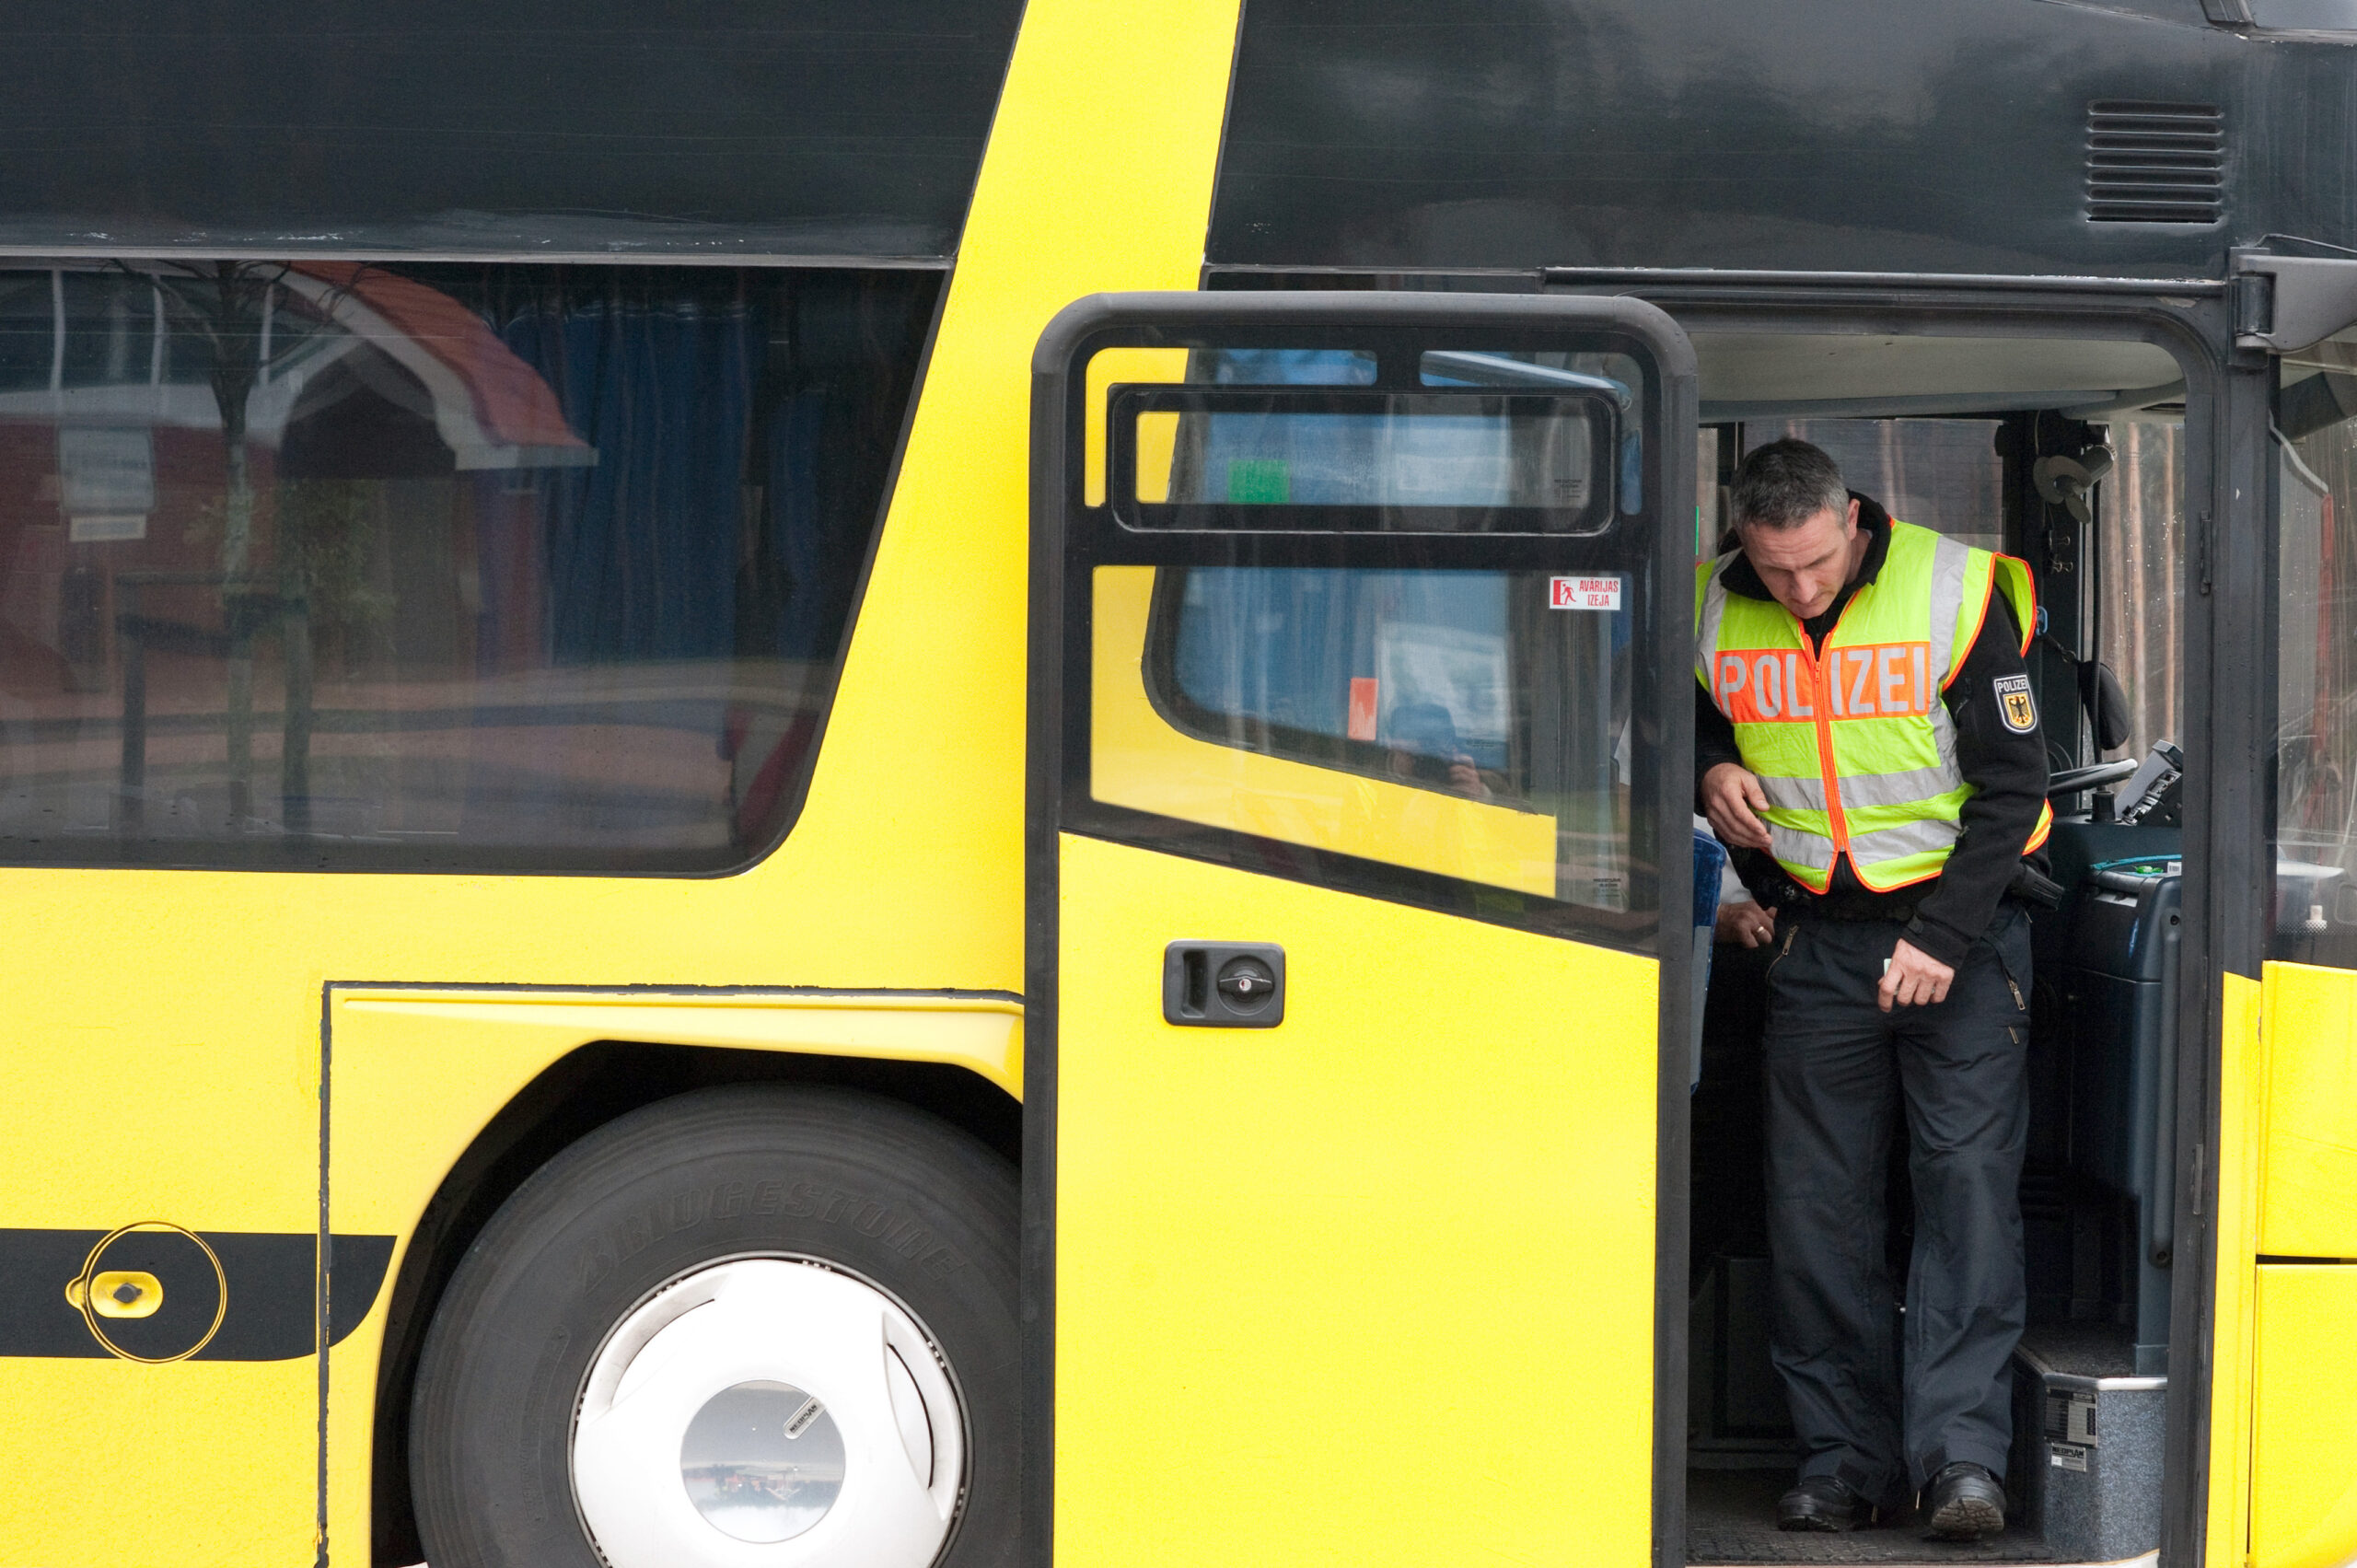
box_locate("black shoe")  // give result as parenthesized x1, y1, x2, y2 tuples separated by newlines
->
(1924, 1461, 2007, 1540)
(1778, 1474, 1866, 1532)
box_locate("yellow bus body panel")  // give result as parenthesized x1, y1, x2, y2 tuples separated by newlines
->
(2250, 1263, 2357, 1568)
(2256, 960, 2357, 1256)
(2213, 962, 2357, 1568)
(1054, 833, 1660, 1563)
(0, 0, 1246, 1561)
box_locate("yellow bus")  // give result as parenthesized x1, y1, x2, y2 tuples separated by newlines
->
(6, 2, 2357, 1566)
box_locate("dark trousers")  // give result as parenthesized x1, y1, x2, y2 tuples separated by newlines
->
(1761, 906, 2030, 1501)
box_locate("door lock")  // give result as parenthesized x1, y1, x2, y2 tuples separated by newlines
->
(67, 1270, 164, 1319)
(1163, 942, 1285, 1028)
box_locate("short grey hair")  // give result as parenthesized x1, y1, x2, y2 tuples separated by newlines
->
(1730, 438, 1848, 530)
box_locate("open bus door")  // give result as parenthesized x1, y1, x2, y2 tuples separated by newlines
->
(1025, 292, 1698, 1563)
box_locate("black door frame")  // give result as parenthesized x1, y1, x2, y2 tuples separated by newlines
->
(1541, 269, 2258, 1568)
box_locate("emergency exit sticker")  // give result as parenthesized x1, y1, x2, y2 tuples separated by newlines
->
(1550, 575, 1622, 610)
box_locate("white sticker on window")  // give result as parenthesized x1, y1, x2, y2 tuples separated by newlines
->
(1550, 575, 1621, 610)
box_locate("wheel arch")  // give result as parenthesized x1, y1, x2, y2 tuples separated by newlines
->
(367, 1040, 1019, 1568)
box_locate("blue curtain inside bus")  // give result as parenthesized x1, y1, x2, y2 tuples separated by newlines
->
(498, 292, 753, 667)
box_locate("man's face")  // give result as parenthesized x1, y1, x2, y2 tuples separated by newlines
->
(1738, 498, 1863, 621)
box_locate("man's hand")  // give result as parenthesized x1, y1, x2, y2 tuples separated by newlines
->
(1715, 900, 1777, 948)
(1877, 937, 1955, 1011)
(1701, 761, 1773, 852)
(1446, 755, 1491, 800)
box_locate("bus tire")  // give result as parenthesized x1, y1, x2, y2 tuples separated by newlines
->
(408, 1084, 1018, 1568)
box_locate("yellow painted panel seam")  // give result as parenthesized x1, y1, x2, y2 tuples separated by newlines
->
(2211, 970, 2265, 1568)
(335, 992, 1022, 1098)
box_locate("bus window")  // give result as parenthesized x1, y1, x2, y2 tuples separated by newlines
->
(1085, 337, 1650, 935)
(2275, 343, 2357, 960)
(2096, 416, 2189, 767)
(1761, 418, 2004, 552)
(1204, 347, 1376, 386)
(1132, 390, 1608, 528)
(0, 262, 936, 873)
(1111, 346, 1640, 534)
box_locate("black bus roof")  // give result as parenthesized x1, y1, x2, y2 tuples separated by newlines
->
(0, 0, 2344, 281)
(1211, 0, 2347, 283)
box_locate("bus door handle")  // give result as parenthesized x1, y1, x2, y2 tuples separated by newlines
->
(1162, 942, 1284, 1028)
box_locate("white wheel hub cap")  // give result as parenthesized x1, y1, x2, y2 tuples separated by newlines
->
(573, 1260, 964, 1568)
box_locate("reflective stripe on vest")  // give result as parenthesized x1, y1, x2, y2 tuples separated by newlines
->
(1693, 519, 2055, 893)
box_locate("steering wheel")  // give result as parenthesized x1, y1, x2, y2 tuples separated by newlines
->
(2047, 759, 2138, 798)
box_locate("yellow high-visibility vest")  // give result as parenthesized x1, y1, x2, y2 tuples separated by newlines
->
(1694, 519, 2054, 893)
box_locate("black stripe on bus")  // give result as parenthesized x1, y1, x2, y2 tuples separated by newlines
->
(0, 1228, 392, 1361)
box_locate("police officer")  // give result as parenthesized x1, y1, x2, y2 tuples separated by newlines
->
(1695, 439, 2050, 1540)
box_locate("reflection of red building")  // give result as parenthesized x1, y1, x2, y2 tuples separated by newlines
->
(0, 263, 595, 711)
(277, 263, 593, 475)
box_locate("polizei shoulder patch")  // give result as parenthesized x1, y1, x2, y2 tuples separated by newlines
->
(1993, 672, 2038, 734)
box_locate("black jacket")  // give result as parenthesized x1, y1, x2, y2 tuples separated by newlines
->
(1696, 495, 2050, 968)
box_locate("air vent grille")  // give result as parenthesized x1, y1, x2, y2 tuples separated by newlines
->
(2086, 100, 2224, 224)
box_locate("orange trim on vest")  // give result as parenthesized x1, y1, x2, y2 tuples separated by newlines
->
(2003, 552, 2037, 656)
(1858, 859, 1948, 893)
(1805, 591, 1876, 890)
(1942, 552, 2038, 691)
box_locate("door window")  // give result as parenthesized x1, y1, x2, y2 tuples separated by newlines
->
(1059, 316, 1683, 952)
(1120, 564, 1632, 911)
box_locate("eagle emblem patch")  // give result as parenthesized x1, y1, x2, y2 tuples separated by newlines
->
(1993, 672, 2038, 734)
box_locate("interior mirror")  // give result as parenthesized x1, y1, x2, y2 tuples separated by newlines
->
(2282, 367, 2357, 441)
(2034, 446, 2116, 528)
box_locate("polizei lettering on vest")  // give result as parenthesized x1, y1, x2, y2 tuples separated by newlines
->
(1716, 642, 1931, 725)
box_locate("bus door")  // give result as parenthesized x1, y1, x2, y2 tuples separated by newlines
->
(1026, 292, 1698, 1564)
(2214, 346, 2357, 1568)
